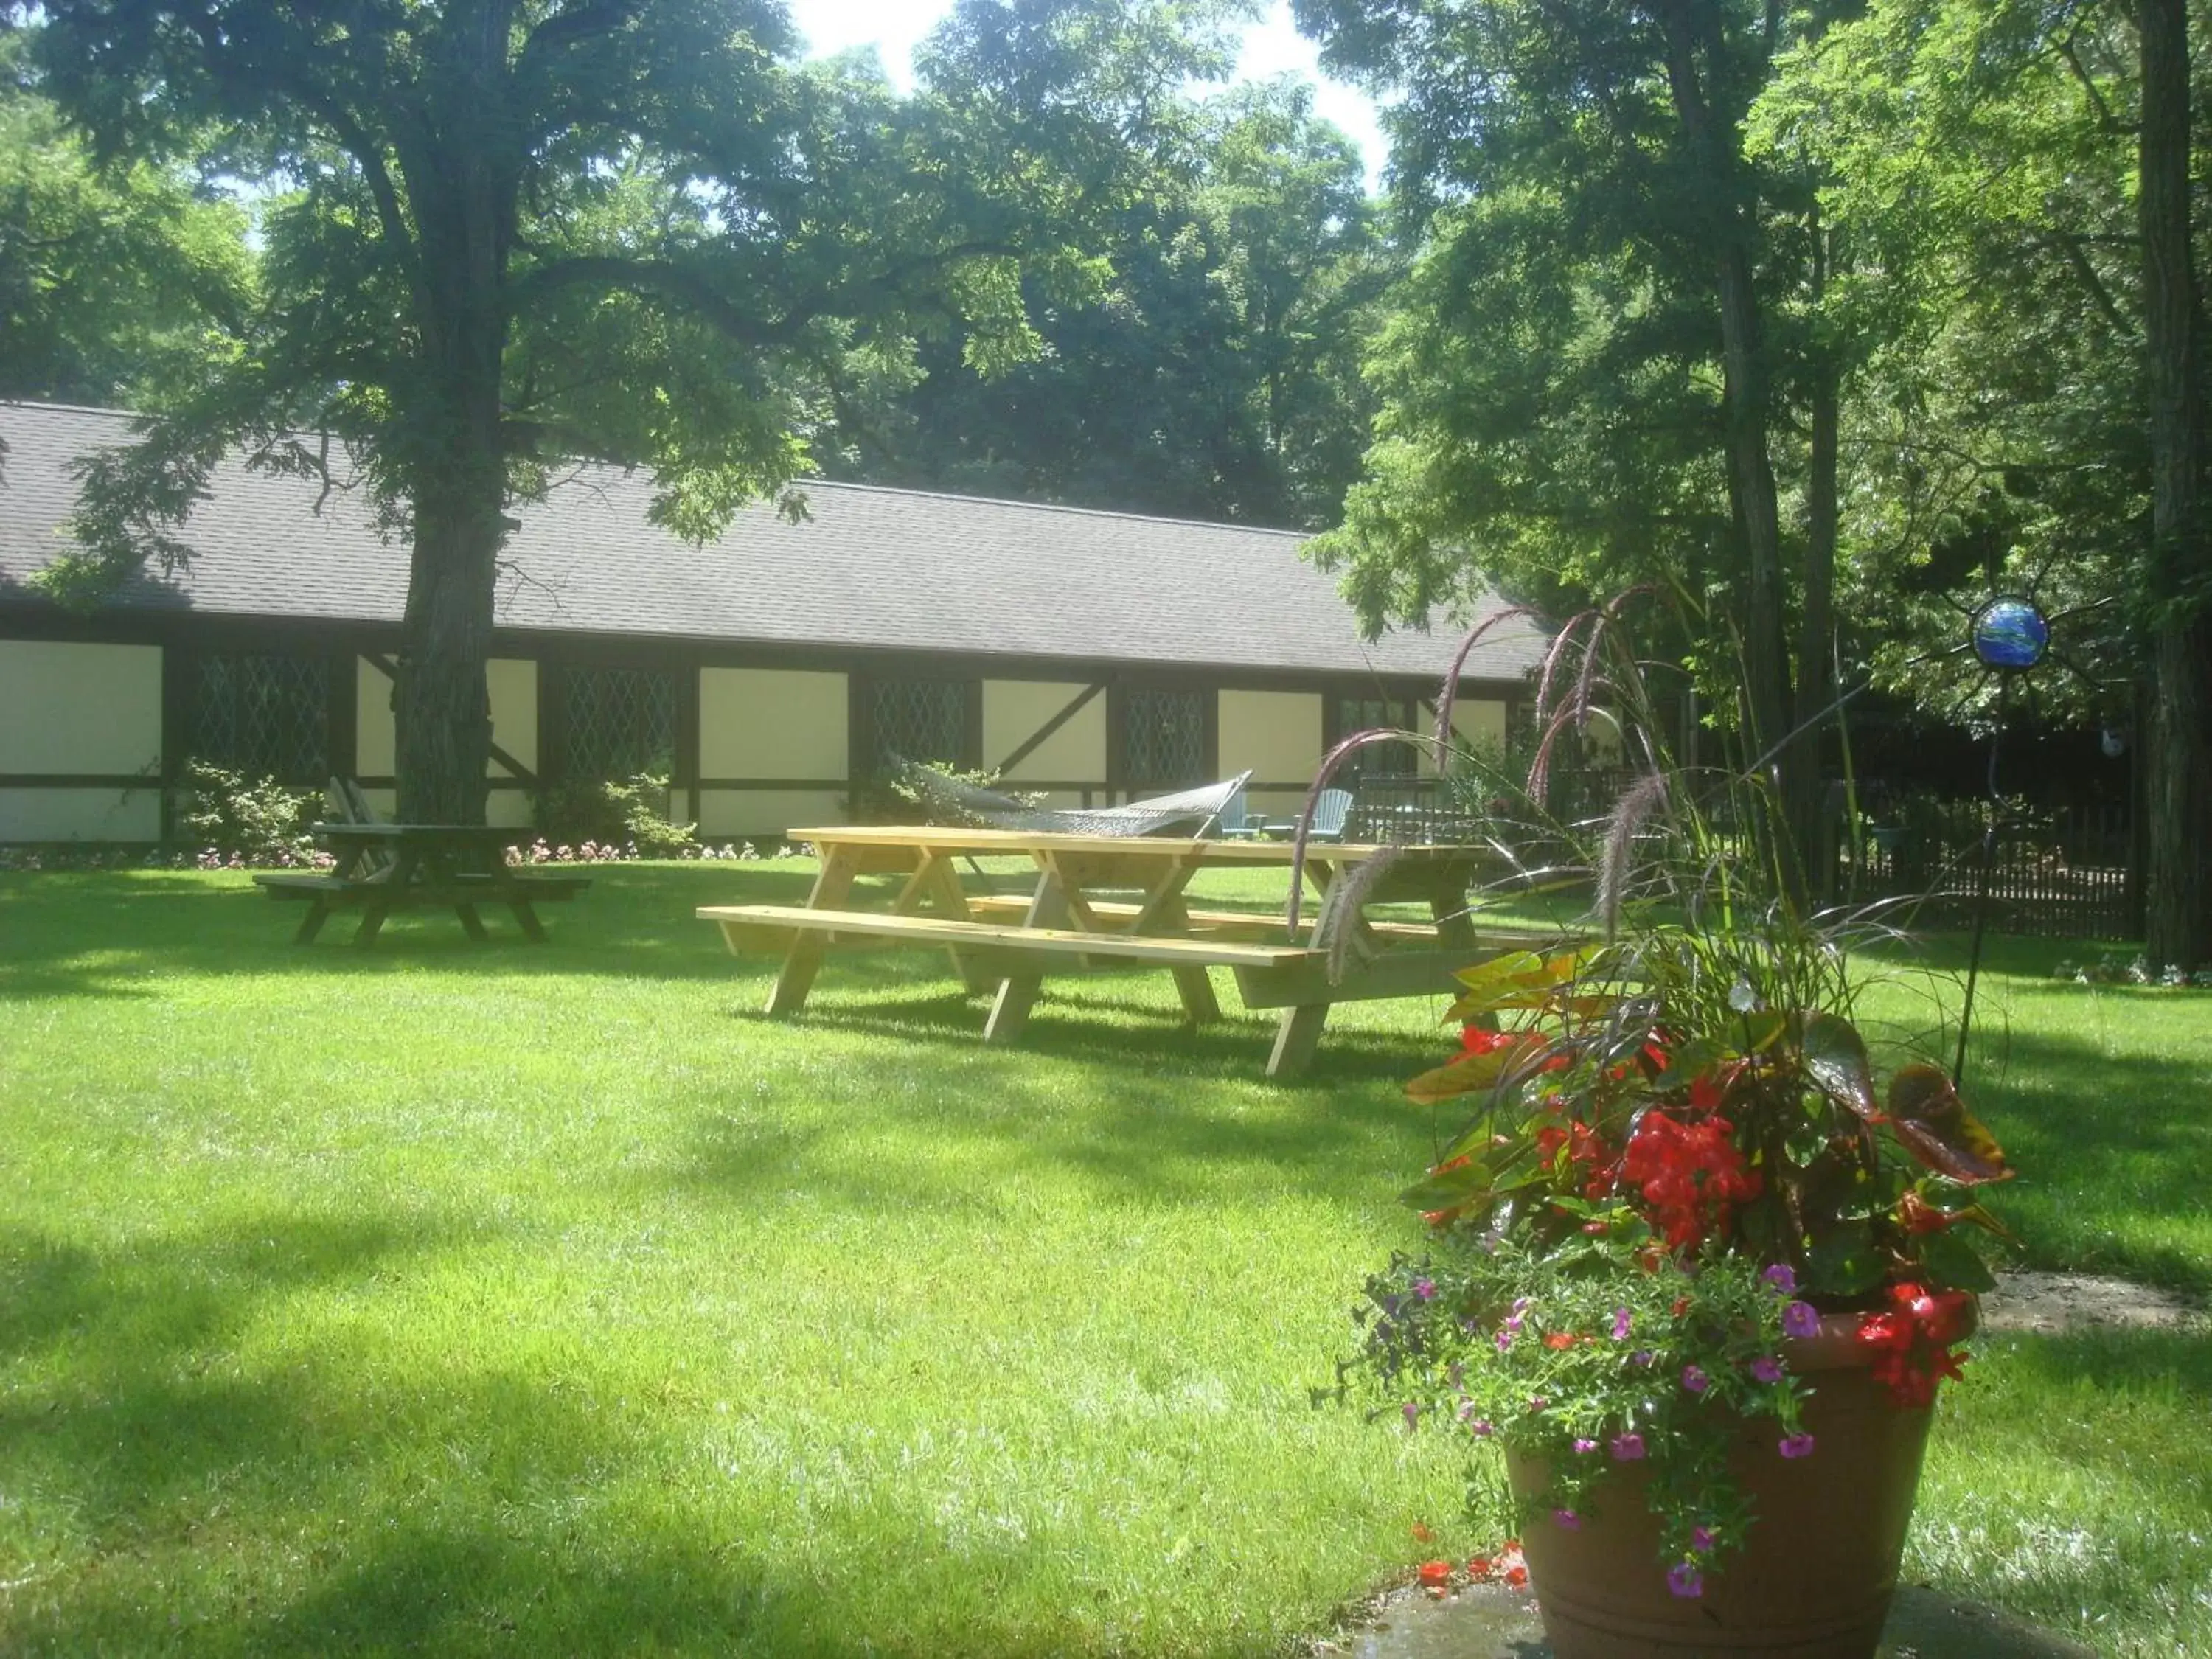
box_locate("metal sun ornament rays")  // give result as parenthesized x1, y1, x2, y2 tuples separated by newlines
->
(1952, 595, 2053, 1087)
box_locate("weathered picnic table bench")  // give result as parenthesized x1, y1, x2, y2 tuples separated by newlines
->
(698, 824, 1545, 1077)
(255, 822, 588, 945)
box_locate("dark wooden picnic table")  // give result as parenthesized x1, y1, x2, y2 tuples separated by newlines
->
(254, 823, 588, 945)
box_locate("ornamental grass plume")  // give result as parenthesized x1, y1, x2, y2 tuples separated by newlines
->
(1329, 594, 2015, 1587)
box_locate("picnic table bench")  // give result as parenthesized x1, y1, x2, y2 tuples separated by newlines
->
(256, 822, 588, 945)
(699, 824, 1549, 1077)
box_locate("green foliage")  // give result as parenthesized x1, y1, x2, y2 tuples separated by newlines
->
(1340, 1236, 1808, 1571)
(0, 31, 252, 408)
(175, 760, 318, 866)
(535, 771, 698, 857)
(831, 76, 1394, 529)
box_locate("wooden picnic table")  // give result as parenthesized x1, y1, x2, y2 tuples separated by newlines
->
(698, 824, 1547, 1077)
(254, 823, 588, 945)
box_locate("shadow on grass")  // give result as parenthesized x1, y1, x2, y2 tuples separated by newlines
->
(0, 864, 821, 997)
(0, 1211, 881, 1657)
(1961, 1023, 2212, 1292)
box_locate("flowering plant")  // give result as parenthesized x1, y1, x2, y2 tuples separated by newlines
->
(1331, 611, 2015, 1591)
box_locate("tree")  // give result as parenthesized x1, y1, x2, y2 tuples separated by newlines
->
(0, 34, 252, 409)
(21, 0, 1214, 821)
(1769, 0, 2208, 966)
(1295, 1, 1839, 836)
(828, 77, 1391, 529)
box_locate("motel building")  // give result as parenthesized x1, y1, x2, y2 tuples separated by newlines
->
(0, 401, 1545, 845)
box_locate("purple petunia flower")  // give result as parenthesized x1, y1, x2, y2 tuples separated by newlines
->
(1763, 1264, 1798, 1295)
(1681, 1364, 1709, 1394)
(1669, 1562, 1704, 1599)
(1495, 1326, 1515, 1353)
(1528, 1396, 1549, 1411)
(1470, 1417, 1495, 1437)
(1783, 1300, 1822, 1339)
(1573, 1437, 1599, 1453)
(1403, 1401, 1421, 1430)
(1554, 1508, 1582, 1531)
(1611, 1306, 1633, 1340)
(1779, 1432, 1818, 1459)
(1413, 1277, 1436, 1301)
(1611, 1433, 1646, 1461)
(1630, 1349, 1655, 1367)
(1691, 1525, 1717, 1554)
(1750, 1355, 1786, 1385)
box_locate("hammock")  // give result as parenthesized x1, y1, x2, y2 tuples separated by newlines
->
(893, 760, 1255, 838)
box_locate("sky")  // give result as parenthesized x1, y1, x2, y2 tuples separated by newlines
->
(782, 0, 1389, 189)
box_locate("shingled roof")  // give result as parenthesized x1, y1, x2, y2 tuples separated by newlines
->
(0, 401, 1543, 683)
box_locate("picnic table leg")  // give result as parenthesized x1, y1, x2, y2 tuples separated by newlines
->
(454, 902, 490, 942)
(293, 900, 333, 945)
(911, 852, 992, 995)
(984, 875, 1070, 1043)
(1267, 1002, 1331, 1079)
(765, 847, 860, 1017)
(354, 902, 392, 946)
(1150, 897, 1222, 1025)
(508, 899, 547, 942)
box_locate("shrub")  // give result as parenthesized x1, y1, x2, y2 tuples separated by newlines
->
(176, 762, 320, 866)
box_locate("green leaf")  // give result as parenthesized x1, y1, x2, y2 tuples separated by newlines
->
(1888, 1064, 2013, 1185)
(1806, 1225, 1888, 1295)
(1797, 1012, 1878, 1119)
(1918, 1228, 1999, 1295)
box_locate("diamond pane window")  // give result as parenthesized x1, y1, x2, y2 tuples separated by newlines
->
(1121, 688, 1206, 787)
(192, 653, 330, 782)
(872, 679, 973, 771)
(1335, 697, 1417, 777)
(564, 667, 676, 782)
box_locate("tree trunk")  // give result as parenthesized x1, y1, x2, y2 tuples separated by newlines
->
(1656, 1, 1795, 863)
(2138, 0, 2212, 970)
(1792, 219, 1842, 894)
(395, 481, 502, 824)
(390, 7, 521, 827)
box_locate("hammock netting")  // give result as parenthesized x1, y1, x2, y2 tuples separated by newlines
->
(891, 761, 1254, 838)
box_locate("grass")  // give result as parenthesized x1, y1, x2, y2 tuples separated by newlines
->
(1, 862, 2208, 1656)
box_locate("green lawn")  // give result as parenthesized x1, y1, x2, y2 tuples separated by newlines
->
(1, 863, 2207, 1656)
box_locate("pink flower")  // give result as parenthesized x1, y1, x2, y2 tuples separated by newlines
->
(1402, 1401, 1421, 1429)
(1681, 1365, 1709, 1394)
(1779, 1432, 1818, 1459)
(1691, 1525, 1717, 1554)
(1783, 1301, 1822, 1339)
(1750, 1355, 1785, 1385)
(1611, 1307, 1632, 1340)
(1553, 1509, 1581, 1531)
(1573, 1437, 1599, 1453)
(1610, 1433, 1646, 1461)
(1763, 1264, 1798, 1295)
(1669, 1562, 1704, 1598)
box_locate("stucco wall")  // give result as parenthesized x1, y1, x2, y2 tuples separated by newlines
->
(1218, 689, 1323, 815)
(698, 668, 847, 836)
(0, 787, 162, 841)
(0, 641, 164, 841)
(1419, 696, 1510, 774)
(983, 680, 1105, 783)
(0, 641, 162, 774)
(700, 667, 846, 780)
(698, 787, 848, 838)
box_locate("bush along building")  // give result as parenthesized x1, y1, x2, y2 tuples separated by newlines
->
(0, 402, 1545, 846)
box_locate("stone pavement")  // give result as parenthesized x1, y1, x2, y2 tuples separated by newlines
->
(1324, 1582, 2094, 1658)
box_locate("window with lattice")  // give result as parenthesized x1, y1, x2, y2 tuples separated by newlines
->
(563, 667, 676, 782)
(871, 679, 973, 772)
(1121, 688, 1206, 787)
(191, 653, 330, 782)
(1334, 695, 1419, 776)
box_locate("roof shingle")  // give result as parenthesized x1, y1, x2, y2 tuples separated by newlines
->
(0, 402, 1543, 682)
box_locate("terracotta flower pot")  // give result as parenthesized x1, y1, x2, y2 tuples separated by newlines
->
(1506, 1309, 1966, 1659)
